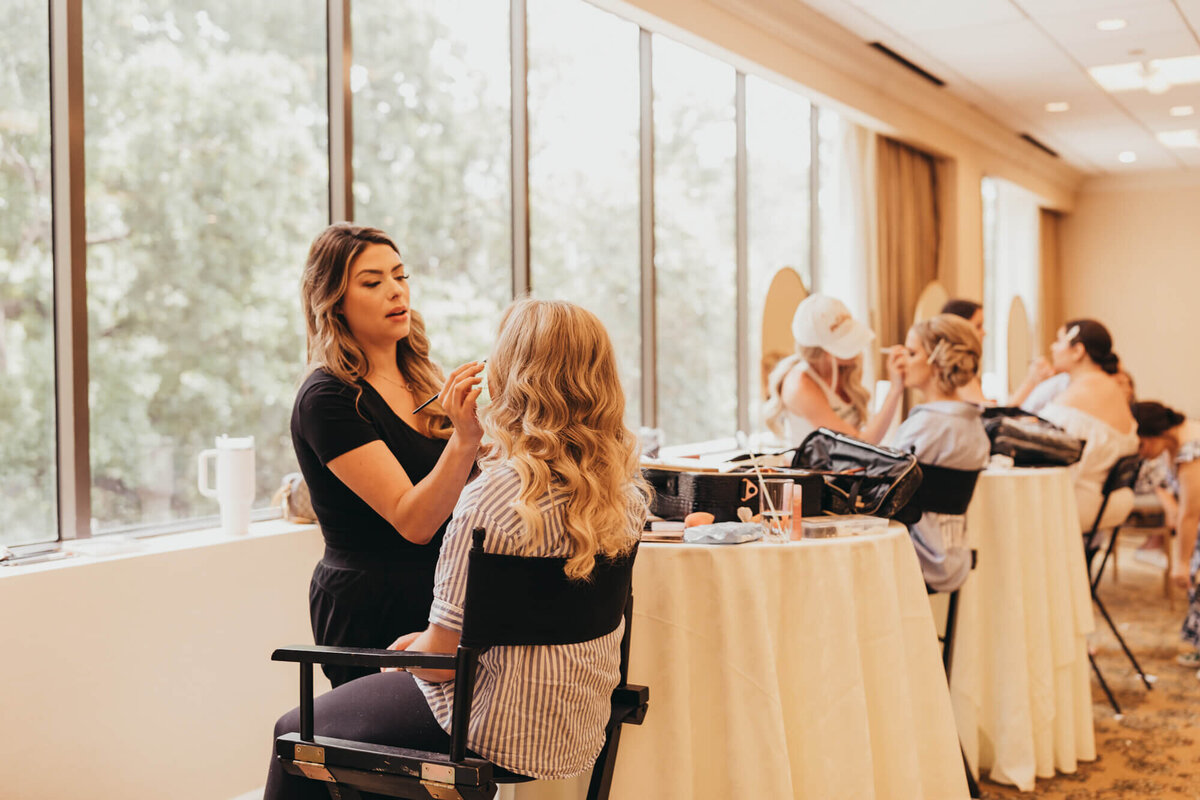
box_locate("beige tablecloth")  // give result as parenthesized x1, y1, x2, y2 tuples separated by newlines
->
(951, 467, 1096, 791)
(509, 526, 968, 799)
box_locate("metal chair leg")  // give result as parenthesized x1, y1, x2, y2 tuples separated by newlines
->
(938, 590, 977, 797)
(942, 589, 960, 677)
(960, 742, 980, 798)
(1092, 525, 1122, 593)
(1089, 651, 1121, 715)
(1094, 594, 1153, 690)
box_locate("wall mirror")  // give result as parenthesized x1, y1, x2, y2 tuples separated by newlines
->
(759, 267, 808, 400)
(1007, 296, 1032, 397)
(912, 279, 950, 327)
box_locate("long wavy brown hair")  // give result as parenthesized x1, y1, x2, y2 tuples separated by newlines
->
(481, 299, 649, 579)
(301, 222, 451, 439)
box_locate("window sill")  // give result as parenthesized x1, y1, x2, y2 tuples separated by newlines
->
(0, 519, 318, 578)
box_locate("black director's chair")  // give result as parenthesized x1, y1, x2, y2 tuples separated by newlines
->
(273, 528, 648, 800)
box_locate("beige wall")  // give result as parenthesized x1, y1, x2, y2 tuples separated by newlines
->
(599, 0, 1086, 303)
(1061, 175, 1200, 417)
(0, 526, 327, 799)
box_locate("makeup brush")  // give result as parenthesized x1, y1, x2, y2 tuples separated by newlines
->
(735, 430, 779, 523)
(412, 360, 486, 415)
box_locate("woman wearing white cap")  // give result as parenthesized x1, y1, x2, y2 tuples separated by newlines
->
(765, 293, 905, 445)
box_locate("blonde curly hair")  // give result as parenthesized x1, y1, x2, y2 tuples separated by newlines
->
(300, 223, 451, 439)
(481, 299, 649, 579)
(910, 314, 982, 395)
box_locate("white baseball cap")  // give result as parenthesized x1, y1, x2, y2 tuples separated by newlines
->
(791, 294, 875, 360)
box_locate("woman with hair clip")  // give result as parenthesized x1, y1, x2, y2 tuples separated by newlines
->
(940, 297, 1054, 407)
(1039, 319, 1138, 530)
(765, 293, 905, 445)
(891, 314, 990, 592)
(265, 299, 651, 796)
(291, 222, 485, 688)
(1131, 400, 1200, 671)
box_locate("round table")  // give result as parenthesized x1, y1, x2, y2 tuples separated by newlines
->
(950, 466, 1096, 791)
(506, 525, 968, 800)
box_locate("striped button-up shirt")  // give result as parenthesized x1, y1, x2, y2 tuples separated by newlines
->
(415, 466, 625, 779)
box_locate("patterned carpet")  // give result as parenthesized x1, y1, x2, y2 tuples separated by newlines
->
(982, 532, 1200, 799)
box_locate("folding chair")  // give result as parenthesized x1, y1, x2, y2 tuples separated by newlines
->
(901, 463, 983, 800)
(272, 528, 649, 800)
(1084, 454, 1151, 715)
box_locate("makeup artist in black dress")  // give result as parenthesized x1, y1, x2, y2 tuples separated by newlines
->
(291, 223, 484, 688)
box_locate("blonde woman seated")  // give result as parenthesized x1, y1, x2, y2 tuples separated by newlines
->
(765, 293, 905, 446)
(1039, 319, 1138, 531)
(892, 314, 990, 592)
(265, 299, 650, 797)
(940, 298, 990, 405)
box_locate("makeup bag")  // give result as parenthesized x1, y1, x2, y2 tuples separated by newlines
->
(981, 407, 1084, 467)
(791, 428, 923, 518)
(642, 467, 824, 522)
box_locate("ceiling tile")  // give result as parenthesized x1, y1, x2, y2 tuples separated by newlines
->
(1014, 0, 1169, 16)
(801, 0, 1200, 173)
(1035, 6, 1198, 68)
(847, 0, 1021, 33)
(1179, 0, 1200, 29)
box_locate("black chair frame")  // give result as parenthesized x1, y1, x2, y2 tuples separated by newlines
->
(928, 547, 980, 800)
(1083, 454, 1151, 715)
(912, 462, 983, 799)
(272, 528, 649, 800)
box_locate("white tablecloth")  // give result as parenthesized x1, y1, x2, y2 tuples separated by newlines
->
(951, 467, 1096, 791)
(508, 525, 968, 800)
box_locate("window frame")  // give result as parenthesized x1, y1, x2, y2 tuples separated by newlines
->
(33, 0, 836, 545)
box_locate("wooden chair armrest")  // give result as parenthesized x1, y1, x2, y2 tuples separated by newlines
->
(611, 684, 649, 725)
(272, 644, 457, 671)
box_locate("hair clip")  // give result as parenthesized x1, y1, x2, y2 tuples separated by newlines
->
(926, 339, 948, 364)
(1064, 325, 1081, 344)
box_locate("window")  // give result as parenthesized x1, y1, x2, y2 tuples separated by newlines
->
(83, 1, 328, 533)
(982, 176, 1041, 400)
(816, 110, 876, 391)
(527, 0, 641, 424)
(746, 76, 811, 432)
(0, 2, 55, 546)
(352, 0, 511, 371)
(8, 2, 866, 542)
(652, 36, 737, 446)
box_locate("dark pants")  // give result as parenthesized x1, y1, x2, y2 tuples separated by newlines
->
(264, 671, 454, 800)
(309, 547, 437, 688)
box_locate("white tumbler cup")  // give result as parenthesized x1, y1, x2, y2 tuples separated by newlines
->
(198, 435, 256, 535)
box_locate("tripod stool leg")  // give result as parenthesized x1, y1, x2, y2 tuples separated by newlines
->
(1094, 595, 1153, 690)
(1089, 651, 1121, 715)
(960, 743, 980, 799)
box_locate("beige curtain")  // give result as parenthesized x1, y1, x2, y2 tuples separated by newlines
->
(876, 137, 941, 351)
(1039, 208, 1063, 353)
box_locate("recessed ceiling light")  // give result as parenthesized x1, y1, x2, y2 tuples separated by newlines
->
(1145, 62, 1171, 95)
(1118, 151, 1137, 163)
(1045, 101, 1070, 112)
(1157, 129, 1200, 148)
(1170, 105, 1195, 117)
(1097, 19, 1127, 31)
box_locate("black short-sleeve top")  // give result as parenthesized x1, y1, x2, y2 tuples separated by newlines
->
(291, 368, 449, 558)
